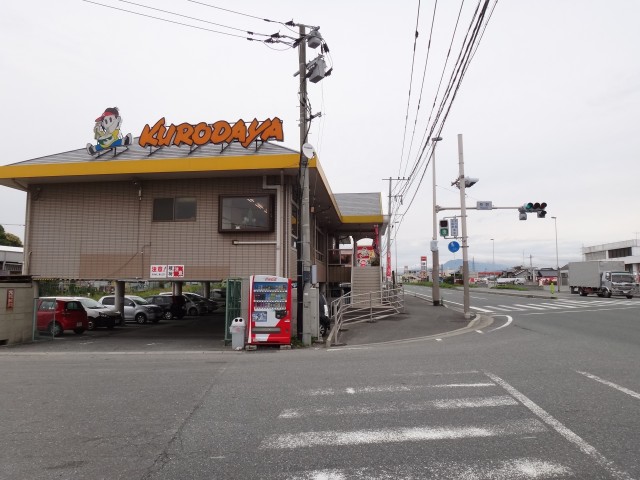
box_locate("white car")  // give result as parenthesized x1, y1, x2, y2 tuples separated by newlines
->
(98, 295, 163, 324)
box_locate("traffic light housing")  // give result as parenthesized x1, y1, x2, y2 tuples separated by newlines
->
(521, 202, 547, 219)
(439, 219, 449, 237)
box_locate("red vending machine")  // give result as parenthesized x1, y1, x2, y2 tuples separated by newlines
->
(247, 275, 292, 345)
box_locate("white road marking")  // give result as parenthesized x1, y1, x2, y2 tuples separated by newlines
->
(326, 346, 371, 352)
(521, 306, 637, 316)
(470, 295, 488, 300)
(488, 315, 513, 332)
(260, 419, 547, 449)
(577, 371, 640, 401)
(435, 338, 443, 341)
(392, 370, 479, 376)
(476, 330, 485, 334)
(471, 305, 495, 313)
(279, 395, 519, 418)
(302, 382, 496, 396)
(512, 304, 547, 310)
(283, 459, 572, 480)
(494, 305, 525, 311)
(484, 371, 634, 480)
(539, 302, 580, 309)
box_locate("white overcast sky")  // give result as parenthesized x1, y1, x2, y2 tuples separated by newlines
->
(1, 0, 639, 272)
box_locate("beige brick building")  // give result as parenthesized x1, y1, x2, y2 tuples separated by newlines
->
(0, 137, 384, 294)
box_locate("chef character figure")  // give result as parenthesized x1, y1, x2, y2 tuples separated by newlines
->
(86, 107, 133, 155)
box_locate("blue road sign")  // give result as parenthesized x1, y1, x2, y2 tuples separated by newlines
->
(448, 241, 460, 253)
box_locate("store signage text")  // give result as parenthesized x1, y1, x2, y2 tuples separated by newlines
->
(139, 117, 284, 149)
(150, 265, 185, 278)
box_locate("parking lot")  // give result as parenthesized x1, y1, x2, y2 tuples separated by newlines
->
(19, 310, 229, 353)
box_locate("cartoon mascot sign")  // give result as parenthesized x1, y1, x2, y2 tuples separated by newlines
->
(86, 107, 133, 155)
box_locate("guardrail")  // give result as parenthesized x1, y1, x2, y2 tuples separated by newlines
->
(325, 286, 404, 347)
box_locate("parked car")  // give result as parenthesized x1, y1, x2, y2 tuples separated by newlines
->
(159, 293, 207, 316)
(209, 289, 226, 310)
(72, 297, 121, 330)
(144, 295, 186, 320)
(98, 295, 163, 324)
(183, 292, 218, 313)
(319, 293, 331, 337)
(37, 297, 88, 337)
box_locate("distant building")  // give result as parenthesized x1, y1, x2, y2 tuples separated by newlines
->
(0, 246, 23, 276)
(582, 239, 640, 280)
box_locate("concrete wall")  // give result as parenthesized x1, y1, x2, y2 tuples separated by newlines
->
(0, 281, 34, 346)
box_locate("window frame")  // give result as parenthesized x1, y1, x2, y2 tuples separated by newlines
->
(152, 197, 197, 222)
(218, 194, 275, 233)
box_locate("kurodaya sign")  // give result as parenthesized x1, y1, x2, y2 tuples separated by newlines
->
(139, 117, 284, 149)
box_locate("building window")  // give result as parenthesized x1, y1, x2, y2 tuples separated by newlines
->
(153, 197, 197, 222)
(219, 195, 274, 232)
(608, 247, 631, 258)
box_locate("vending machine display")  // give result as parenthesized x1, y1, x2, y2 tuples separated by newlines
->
(247, 275, 292, 345)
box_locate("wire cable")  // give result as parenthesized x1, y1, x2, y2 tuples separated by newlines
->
(116, 0, 273, 36)
(397, 0, 422, 179)
(82, 0, 294, 45)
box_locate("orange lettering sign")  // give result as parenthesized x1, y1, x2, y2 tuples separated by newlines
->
(139, 117, 283, 148)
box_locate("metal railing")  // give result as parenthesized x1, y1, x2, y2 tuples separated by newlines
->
(325, 286, 404, 347)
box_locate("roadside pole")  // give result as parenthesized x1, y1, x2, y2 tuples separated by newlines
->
(457, 134, 471, 319)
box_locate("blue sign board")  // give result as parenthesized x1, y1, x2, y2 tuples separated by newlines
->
(448, 241, 460, 253)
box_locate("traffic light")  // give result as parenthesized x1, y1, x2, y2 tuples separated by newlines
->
(521, 202, 547, 219)
(439, 219, 449, 237)
(537, 202, 547, 218)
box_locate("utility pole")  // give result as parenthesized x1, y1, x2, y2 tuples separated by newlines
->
(457, 134, 471, 319)
(383, 177, 407, 285)
(297, 24, 312, 345)
(431, 137, 443, 306)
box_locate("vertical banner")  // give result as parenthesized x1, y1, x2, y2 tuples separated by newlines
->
(386, 250, 392, 278)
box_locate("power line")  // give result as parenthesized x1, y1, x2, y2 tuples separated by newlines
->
(82, 0, 294, 46)
(403, 0, 439, 178)
(187, 0, 295, 27)
(397, 0, 422, 179)
(394, 0, 497, 234)
(116, 0, 273, 37)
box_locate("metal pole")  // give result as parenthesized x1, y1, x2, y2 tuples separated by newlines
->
(491, 238, 495, 272)
(431, 137, 442, 306)
(457, 134, 471, 319)
(552, 216, 560, 292)
(386, 177, 392, 285)
(297, 25, 312, 345)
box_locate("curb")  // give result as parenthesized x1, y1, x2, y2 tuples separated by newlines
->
(327, 314, 494, 349)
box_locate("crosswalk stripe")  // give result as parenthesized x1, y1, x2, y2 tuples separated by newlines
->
(260, 419, 547, 449)
(495, 305, 525, 311)
(540, 302, 581, 309)
(279, 395, 519, 418)
(512, 304, 546, 310)
(471, 305, 495, 312)
(303, 382, 496, 396)
(282, 458, 573, 480)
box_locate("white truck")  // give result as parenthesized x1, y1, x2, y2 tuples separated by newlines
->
(568, 261, 637, 298)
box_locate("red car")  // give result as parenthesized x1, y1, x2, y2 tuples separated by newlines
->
(37, 298, 89, 337)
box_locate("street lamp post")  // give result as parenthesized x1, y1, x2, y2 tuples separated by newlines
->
(490, 238, 495, 272)
(552, 216, 560, 292)
(431, 136, 443, 306)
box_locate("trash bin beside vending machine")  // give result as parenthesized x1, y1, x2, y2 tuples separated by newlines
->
(229, 317, 246, 350)
(247, 275, 292, 345)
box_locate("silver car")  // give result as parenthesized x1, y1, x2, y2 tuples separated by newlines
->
(98, 295, 163, 324)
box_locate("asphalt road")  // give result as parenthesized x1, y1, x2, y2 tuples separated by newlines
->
(2, 287, 639, 479)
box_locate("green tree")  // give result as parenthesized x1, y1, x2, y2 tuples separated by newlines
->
(0, 225, 23, 247)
